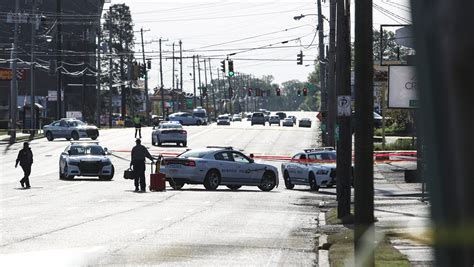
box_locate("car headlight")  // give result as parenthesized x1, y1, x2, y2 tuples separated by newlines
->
(316, 169, 329, 175)
(68, 161, 79, 166)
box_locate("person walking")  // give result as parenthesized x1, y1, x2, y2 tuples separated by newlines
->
(15, 142, 33, 189)
(133, 115, 142, 138)
(130, 139, 154, 192)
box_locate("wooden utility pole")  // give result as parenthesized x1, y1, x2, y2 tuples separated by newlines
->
(354, 0, 375, 266)
(96, 21, 102, 127)
(327, 0, 337, 147)
(172, 42, 175, 113)
(140, 28, 150, 117)
(203, 58, 209, 113)
(317, 0, 328, 145)
(56, 0, 63, 119)
(30, 0, 38, 135)
(159, 38, 165, 117)
(192, 55, 197, 108)
(209, 59, 217, 120)
(197, 55, 203, 107)
(9, 0, 20, 143)
(336, 0, 352, 219)
(179, 40, 183, 91)
(108, 6, 113, 127)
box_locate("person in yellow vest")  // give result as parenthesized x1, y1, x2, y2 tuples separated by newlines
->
(133, 115, 142, 138)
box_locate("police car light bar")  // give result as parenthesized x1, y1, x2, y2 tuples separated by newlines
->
(206, 146, 233, 150)
(70, 141, 100, 144)
(304, 147, 335, 153)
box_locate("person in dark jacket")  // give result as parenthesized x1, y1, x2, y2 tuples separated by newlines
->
(15, 142, 33, 189)
(130, 139, 154, 192)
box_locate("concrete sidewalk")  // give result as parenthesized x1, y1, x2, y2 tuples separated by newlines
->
(0, 131, 44, 144)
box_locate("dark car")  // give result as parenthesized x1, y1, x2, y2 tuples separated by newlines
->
(275, 112, 287, 120)
(251, 112, 266, 126)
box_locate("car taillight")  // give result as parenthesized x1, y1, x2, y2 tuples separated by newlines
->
(184, 160, 195, 167)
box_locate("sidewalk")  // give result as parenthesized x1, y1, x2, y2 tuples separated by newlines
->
(0, 131, 44, 144)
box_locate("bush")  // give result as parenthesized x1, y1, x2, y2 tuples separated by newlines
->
(374, 138, 416, 151)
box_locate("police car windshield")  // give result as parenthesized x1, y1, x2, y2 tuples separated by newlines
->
(70, 145, 104, 156)
(160, 124, 182, 129)
(179, 150, 208, 159)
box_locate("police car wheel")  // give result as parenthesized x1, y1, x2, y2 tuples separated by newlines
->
(91, 136, 98, 140)
(204, 170, 220, 190)
(258, 171, 276, 192)
(169, 180, 184, 190)
(284, 171, 295, 189)
(309, 172, 319, 191)
(46, 131, 54, 141)
(63, 164, 74, 180)
(71, 131, 79, 140)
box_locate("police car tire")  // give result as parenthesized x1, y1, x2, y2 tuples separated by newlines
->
(204, 169, 220, 190)
(284, 171, 295, 189)
(91, 136, 98, 140)
(309, 172, 319, 191)
(99, 166, 114, 181)
(63, 164, 74, 180)
(169, 180, 184, 190)
(227, 185, 242, 191)
(258, 171, 276, 192)
(59, 169, 65, 179)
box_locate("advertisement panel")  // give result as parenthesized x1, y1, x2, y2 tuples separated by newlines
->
(388, 66, 418, 108)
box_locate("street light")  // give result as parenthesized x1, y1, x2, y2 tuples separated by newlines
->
(293, 13, 329, 22)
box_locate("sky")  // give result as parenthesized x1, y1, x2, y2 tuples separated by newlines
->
(104, 0, 411, 93)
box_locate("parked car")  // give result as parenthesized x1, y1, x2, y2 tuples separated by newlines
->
(251, 112, 266, 126)
(160, 146, 278, 191)
(281, 148, 352, 191)
(268, 115, 281, 126)
(288, 115, 297, 124)
(275, 112, 287, 120)
(59, 142, 114, 180)
(152, 122, 187, 147)
(282, 118, 294, 127)
(232, 114, 242, 122)
(43, 118, 99, 141)
(169, 112, 204, 126)
(298, 118, 312, 128)
(217, 115, 231, 125)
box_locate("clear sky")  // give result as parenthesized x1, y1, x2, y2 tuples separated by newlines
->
(105, 0, 411, 93)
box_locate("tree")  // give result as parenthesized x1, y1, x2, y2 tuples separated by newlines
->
(373, 29, 411, 62)
(102, 4, 136, 117)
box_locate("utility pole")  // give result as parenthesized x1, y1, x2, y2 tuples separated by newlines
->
(9, 0, 20, 144)
(197, 55, 203, 107)
(354, 0, 375, 265)
(318, 0, 327, 145)
(209, 59, 217, 121)
(56, 0, 62, 119)
(159, 38, 165, 118)
(96, 22, 102, 127)
(140, 28, 150, 118)
(171, 42, 175, 113)
(336, 0, 352, 220)
(327, 0, 337, 147)
(179, 40, 183, 91)
(192, 55, 197, 108)
(108, 6, 113, 128)
(217, 67, 222, 113)
(203, 58, 209, 113)
(30, 0, 38, 136)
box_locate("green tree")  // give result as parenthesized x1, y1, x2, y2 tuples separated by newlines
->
(373, 29, 411, 62)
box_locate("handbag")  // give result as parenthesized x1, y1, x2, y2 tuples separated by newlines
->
(123, 167, 134, 180)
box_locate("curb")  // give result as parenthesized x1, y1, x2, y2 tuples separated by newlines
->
(318, 202, 330, 267)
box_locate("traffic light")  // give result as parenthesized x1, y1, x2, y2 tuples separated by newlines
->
(228, 60, 234, 76)
(276, 88, 281, 96)
(140, 64, 147, 78)
(248, 88, 252, 96)
(297, 51, 303, 65)
(303, 87, 308, 96)
(297, 89, 301, 96)
(220, 60, 226, 73)
(202, 87, 208, 97)
(147, 59, 151, 69)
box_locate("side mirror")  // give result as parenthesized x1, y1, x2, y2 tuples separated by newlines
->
(249, 158, 254, 164)
(67, 150, 71, 155)
(104, 147, 109, 155)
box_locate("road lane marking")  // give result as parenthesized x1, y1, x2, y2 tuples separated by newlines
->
(58, 182, 86, 190)
(0, 196, 20, 202)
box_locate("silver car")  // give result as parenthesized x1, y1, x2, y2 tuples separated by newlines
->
(169, 112, 204, 126)
(152, 122, 187, 147)
(268, 115, 280, 126)
(282, 118, 294, 127)
(217, 115, 231, 125)
(59, 142, 114, 180)
(298, 118, 312, 128)
(160, 146, 279, 191)
(43, 119, 99, 141)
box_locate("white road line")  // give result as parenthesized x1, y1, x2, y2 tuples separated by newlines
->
(0, 196, 20, 202)
(58, 182, 86, 190)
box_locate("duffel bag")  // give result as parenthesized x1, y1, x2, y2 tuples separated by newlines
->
(123, 168, 134, 180)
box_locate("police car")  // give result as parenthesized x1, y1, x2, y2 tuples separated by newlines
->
(59, 142, 114, 180)
(152, 121, 187, 147)
(160, 146, 278, 191)
(281, 148, 346, 191)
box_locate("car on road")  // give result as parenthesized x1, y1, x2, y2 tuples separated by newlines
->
(282, 118, 294, 127)
(232, 114, 242, 122)
(281, 148, 347, 191)
(43, 118, 99, 141)
(275, 112, 287, 120)
(192, 107, 208, 125)
(268, 115, 280, 126)
(298, 118, 312, 128)
(152, 122, 187, 147)
(246, 113, 252, 121)
(251, 112, 266, 126)
(217, 115, 231, 125)
(169, 112, 204, 126)
(160, 146, 279, 191)
(288, 115, 297, 124)
(59, 142, 114, 180)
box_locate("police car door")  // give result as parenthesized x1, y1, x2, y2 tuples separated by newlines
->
(213, 151, 235, 184)
(230, 151, 256, 184)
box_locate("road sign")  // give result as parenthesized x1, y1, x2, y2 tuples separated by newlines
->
(388, 65, 418, 109)
(337, 95, 351, 116)
(0, 68, 26, 80)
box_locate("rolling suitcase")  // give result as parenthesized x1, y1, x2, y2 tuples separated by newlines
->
(149, 161, 166, 191)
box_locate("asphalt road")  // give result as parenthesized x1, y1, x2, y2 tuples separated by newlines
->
(0, 112, 326, 266)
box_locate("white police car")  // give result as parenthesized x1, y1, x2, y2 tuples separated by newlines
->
(160, 146, 279, 191)
(281, 148, 345, 191)
(152, 121, 187, 147)
(59, 142, 114, 180)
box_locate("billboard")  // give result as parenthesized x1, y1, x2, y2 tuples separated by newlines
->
(388, 66, 418, 108)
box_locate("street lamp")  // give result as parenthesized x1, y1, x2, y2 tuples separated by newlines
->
(293, 13, 329, 22)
